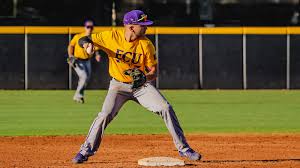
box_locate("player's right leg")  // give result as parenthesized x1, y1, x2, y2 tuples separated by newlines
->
(85, 60, 92, 85)
(73, 79, 132, 164)
(73, 60, 88, 103)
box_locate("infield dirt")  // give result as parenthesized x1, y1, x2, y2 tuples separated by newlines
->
(0, 134, 299, 168)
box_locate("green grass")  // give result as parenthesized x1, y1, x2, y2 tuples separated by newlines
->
(0, 90, 299, 136)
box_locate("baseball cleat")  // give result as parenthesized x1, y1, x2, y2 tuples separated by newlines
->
(72, 153, 88, 164)
(73, 97, 85, 104)
(179, 148, 201, 161)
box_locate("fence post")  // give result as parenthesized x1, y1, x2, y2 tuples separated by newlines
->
(68, 27, 72, 90)
(287, 31, 290, 89)
(199, 28, 203, 89)
(243, 28, 247, 90)
(155, 28, 159, 88)
(24, 27, 28, 90)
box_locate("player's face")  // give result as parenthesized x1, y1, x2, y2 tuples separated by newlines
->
(84, 21, 94, 34)
(133, 25, 147, 37)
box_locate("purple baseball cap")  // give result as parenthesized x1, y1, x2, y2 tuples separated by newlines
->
(123, 10, 153, 26)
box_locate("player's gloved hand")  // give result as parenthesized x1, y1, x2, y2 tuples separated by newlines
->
(124, 68, 146, 89)
(78, 36, 95, 55)
(67, 55, 77, 68)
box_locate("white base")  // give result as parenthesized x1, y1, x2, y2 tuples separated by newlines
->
(138, 157, 185, 166)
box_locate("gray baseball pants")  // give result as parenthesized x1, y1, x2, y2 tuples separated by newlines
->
(79, 78, 191, 156)
(73, 59, 91, 99)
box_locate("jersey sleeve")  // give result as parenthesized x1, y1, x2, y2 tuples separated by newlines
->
(145, 42, 157, 68)
(91, 31, 113, 50)
(69, 35, 78, 47)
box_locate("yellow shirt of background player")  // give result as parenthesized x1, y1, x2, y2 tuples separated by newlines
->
(70, 33, 92, 60)
(91, 29, 157, 83)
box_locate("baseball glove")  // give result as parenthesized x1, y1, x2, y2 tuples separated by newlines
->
(78, 36, 93, 48)
(124, 68, 147, 89)
(67, 56, 77, 68)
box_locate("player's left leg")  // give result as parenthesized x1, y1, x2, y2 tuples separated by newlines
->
(133, 83, 201, 160)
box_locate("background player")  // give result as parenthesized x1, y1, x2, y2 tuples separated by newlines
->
(72, 10, 201, 163)
(67, 19, 101, 103)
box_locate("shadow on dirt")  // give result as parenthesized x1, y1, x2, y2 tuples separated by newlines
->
(201, 158, 300, 163)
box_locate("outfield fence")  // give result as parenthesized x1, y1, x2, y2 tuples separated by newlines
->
(0, 26, 300, 89)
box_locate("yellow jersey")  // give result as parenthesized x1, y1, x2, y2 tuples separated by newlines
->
(91, 29, 157, 83)
(70, 33, 92, 60)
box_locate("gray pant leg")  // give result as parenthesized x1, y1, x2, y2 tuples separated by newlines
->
(85, 60, 92, 80)
(73, 60, 91, 99)
(80, 79, 132, 156)
(134, 83, 190, 152)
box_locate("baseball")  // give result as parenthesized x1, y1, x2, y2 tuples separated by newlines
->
(86, 43, 94, 55)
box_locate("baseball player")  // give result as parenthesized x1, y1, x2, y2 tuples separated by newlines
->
(67, 19, 101, 103)
(72, 10, 201, 163)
